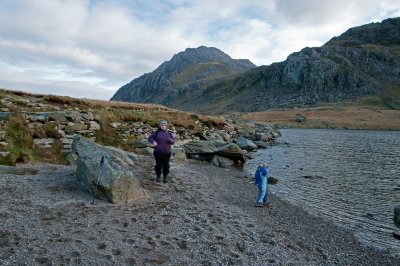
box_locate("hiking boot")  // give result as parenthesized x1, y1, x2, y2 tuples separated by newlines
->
(156, 176, 161, 182)
(255, 203, 263, 208)
(263, 202, 270, 208)
(163, 177, 168, 183)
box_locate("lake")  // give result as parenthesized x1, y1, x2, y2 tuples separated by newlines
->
(246, 128, 400, 256)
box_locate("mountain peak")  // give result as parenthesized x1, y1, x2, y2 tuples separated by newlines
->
(110, 46, 255, 104)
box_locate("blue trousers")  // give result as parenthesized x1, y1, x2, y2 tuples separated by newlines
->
(257, 174, 268, 204)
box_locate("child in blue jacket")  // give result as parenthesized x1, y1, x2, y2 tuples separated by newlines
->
(254, 163, 269, 207)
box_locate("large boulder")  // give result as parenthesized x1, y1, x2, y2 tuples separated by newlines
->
(395, 206, 400, 228)
(70, 136, 146, 203)
(235, 136, 257, 151)
(183, 140, 246, 162)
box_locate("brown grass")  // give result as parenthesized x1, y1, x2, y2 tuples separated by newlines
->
(242, 107, 400, 130)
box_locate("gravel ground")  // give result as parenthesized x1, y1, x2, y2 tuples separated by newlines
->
(0, 158, 398, 265)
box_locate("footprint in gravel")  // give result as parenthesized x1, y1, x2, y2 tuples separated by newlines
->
(35, 257, 51, 265)
(112, 249, 122, 255)
(123, 222, 128, 227)
(148, 224, 158, 230)
(70, 251, 80, 257)
(163, 217, 171, 225)
(97, 243, 106, 250)
(176, 239, 188, 250)
(148, 239, 157, 246)
(215, 235, 224, 240)
(315, 247, 328, 259)
(236, 242, 246, 253)
(126, 258, 136, 265)
(146, 254, 170, 264)
(101, 254, 112, 261)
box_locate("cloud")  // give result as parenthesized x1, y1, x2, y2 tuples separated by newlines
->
(0, 0, 399, 100)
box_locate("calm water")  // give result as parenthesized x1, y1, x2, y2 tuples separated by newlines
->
(246, 128, 400, 255)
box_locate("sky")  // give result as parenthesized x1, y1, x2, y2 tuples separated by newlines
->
(0, 0, 399, 100)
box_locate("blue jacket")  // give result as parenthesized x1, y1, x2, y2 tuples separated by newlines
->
(254, 165, 267, 185)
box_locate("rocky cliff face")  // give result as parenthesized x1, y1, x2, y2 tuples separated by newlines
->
(184, 17, 400, 113)
(110, 46, 255, 106)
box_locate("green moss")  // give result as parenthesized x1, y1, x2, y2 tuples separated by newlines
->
(0, 148, 31, 166)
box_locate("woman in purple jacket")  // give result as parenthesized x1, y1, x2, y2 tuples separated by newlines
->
(147, 120, 175, 183)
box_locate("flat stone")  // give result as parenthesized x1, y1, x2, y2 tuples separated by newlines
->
(0, 130, 5, 141)
(64, 122, 88, 134)
(0, 141, 9, 147)
(81, 112, 94, 121)
(34, 138, 55, 148)
(87, 121, 100, 131)
(0, 151, 10, 157)
(28, 122, 43, 129)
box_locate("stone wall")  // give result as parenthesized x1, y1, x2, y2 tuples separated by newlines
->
(0, 111, 100, 153)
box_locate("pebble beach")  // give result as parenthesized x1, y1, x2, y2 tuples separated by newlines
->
(0, 157, 398, 265)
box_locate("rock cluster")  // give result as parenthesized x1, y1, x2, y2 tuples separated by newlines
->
(0, 108, 281, 167)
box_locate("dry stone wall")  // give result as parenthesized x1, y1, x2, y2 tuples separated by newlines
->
(0, 111, 100, 153)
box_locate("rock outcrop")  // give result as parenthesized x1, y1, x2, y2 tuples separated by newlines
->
(70, 136, 146, 204)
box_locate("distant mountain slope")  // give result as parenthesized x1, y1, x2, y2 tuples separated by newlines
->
(110, 46, 255, 106)
(112, 18, 400, 114)
(184, 17, 400, 113)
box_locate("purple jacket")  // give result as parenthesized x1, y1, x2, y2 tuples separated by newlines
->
(148, 129, 175, 154)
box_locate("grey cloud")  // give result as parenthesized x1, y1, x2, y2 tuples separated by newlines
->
(0, 0, 399, 99)
(274, 0, 391, 26)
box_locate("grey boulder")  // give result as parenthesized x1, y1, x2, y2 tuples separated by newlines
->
(183, 140, 246, 162)
(70, 136, 146, 203)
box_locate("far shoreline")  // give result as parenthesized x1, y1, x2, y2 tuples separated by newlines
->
(239, 106, 400, 131)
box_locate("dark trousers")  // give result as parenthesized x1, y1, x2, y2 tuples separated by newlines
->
(154, 151, 171, 178)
